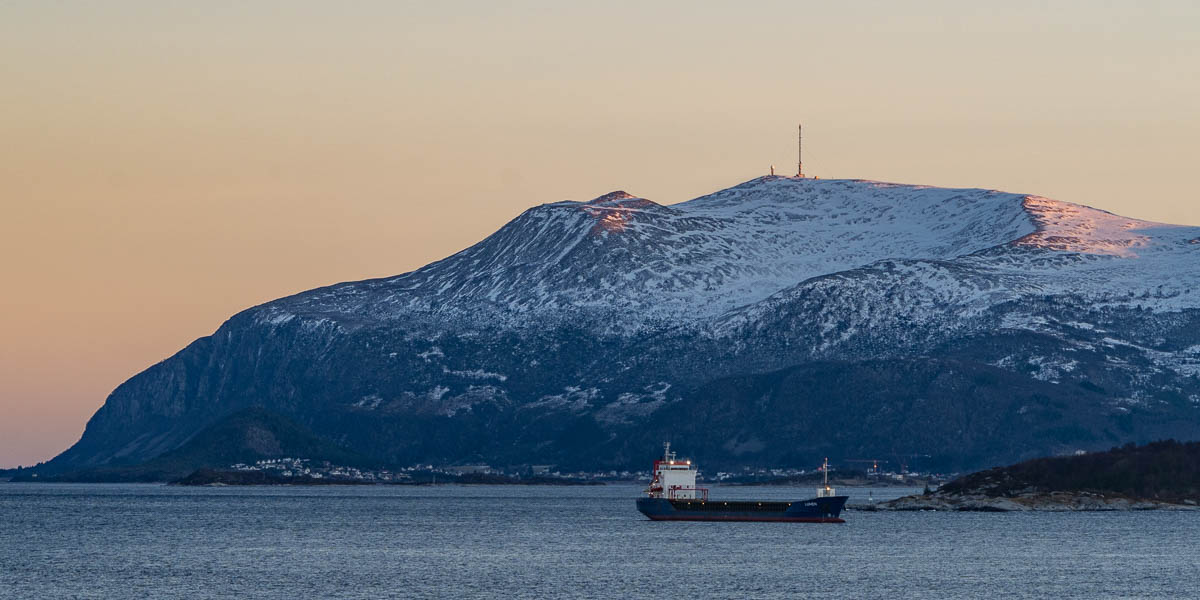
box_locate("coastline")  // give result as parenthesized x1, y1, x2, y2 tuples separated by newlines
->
(171, 468, 608, 487)
(861, 492, 1200, 512)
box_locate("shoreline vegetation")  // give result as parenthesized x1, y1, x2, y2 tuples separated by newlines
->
(868, 440, 1200, 512)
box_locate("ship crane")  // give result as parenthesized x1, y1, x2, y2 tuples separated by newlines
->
(816, 457, 837, 498)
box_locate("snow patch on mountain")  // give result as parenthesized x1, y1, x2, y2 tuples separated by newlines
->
(244, 175, 1200, 382)
(523, 387, 600, 413)
(441, 367, 507, 382)
(1018, 196, 1164, 258)
(261, 177, 1043, 330)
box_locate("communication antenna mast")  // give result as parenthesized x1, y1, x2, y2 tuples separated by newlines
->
(796, 123, 804, 178)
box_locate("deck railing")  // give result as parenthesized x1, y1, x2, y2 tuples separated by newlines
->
(667, 486, 709, 501)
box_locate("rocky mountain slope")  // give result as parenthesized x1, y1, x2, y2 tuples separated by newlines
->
(43, 176, 1200, 474)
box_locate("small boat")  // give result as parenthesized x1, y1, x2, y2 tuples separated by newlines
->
(635, 443, 848, 523)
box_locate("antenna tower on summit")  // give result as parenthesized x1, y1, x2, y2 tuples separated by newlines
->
(796, 123, 805, 178)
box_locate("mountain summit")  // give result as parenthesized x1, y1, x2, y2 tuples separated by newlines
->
(47, 177, 1200, 474)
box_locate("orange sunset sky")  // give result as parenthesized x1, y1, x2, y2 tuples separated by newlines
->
(2, 1, 1199, 467)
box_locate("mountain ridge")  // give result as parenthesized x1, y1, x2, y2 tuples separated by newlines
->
(40, 176, 1200, 475)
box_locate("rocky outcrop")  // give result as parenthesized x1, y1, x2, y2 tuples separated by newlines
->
(881, 492, 1198, 512)
(878, 440, 1200, 511)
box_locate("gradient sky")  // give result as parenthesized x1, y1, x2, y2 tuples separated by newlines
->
(2, 1, 1198, 467)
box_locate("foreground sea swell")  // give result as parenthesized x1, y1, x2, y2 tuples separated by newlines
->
(2, 483, 1197, 599)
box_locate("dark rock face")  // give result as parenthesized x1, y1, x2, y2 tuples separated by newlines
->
(42, 177, 1200, 474)
(29, 407, 368, 482)
(881, 440, 1200, 510)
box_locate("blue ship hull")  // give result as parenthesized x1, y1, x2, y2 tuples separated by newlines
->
(636, 495, 848, 523)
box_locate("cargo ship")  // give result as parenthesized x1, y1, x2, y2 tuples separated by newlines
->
(635, 443, 848, 523)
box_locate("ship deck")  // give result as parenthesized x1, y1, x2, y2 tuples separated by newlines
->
(668, 499, 796, 513)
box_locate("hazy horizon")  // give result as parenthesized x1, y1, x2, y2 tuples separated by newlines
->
(3, 1, 1199, 467)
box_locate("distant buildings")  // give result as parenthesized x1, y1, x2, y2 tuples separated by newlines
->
(230, 458, 410, 482)
(218, 458, 942, 485)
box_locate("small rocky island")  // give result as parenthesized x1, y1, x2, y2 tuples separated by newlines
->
(880, 440, 1200, 511)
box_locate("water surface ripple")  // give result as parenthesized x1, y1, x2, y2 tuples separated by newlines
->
(1, 483, 1196, 599)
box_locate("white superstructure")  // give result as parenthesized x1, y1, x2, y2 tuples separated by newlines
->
(645, 442, 704, 500)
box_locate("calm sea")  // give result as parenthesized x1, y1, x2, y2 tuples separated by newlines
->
(1, 483, 1197, 599)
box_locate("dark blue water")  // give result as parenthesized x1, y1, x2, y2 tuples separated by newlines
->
(2, 483, 1197, 599)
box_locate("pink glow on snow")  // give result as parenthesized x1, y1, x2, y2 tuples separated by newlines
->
(1015, 196, 1171, 258)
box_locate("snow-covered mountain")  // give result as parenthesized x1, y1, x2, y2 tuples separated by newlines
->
(47, 177, 1200, 475)
(263, 178, 1039, 328)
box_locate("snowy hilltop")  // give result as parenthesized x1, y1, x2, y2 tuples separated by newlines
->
(45, 176, 1200, 476)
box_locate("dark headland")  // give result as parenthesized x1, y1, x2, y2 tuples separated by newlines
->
(877, 440, 1200, 511)
(10, 407, 373, 483)
(7, 407, 603, 486)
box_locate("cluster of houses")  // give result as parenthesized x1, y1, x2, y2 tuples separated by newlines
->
(709, 466, 940, 484)
(225, 459, 934, 484)
(226, 458, 643, 483)
(229, 458, 411, 482)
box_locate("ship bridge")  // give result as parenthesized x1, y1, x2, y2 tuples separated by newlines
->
(646, 442, 706, 501)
